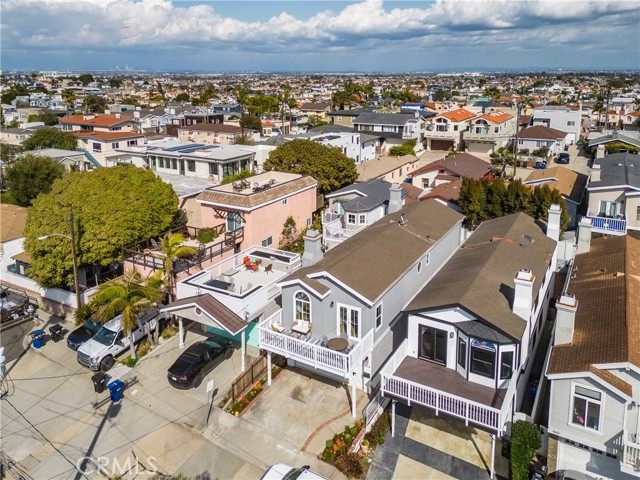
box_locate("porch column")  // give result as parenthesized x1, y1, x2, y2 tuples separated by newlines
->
(178, 317, 185, 348)
(241, 330, 246, 372)
(391, 400, 396, 438)
(351, 376, 357, 419)
(490, 433, 496, 479)
(267, 352, 272, 386)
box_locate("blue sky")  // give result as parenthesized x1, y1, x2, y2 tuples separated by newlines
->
(1, 0, 639, 72)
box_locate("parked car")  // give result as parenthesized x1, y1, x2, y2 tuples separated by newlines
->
(167, 336, 234, 389)
(261, 464, 328, 480)
(555, 152, 570, 164)
(558, 470, 596, 480)
(67, 320, 101, 351)
(77, 307, 164, 371)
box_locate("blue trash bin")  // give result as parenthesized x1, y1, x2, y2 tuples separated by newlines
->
(108, 379, 124, 402)
(31, 329, 46, 349)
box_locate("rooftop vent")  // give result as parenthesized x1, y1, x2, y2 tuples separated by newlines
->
(398, 214, 408, 226)
(523, 234, 535, 243)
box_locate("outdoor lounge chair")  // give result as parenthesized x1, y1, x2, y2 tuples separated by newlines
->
(243, 256, 258, 271)
(264, 264, 273, 274)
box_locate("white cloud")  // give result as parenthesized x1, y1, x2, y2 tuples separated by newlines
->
(1, 0, 637, 68)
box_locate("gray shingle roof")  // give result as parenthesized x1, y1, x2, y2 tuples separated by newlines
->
(406, 212, 556, 340)
(353, 112, 417, 126)
(326, 178, 408, 213)
(589, 152, 640, 189)
(284, 200, 464, 303)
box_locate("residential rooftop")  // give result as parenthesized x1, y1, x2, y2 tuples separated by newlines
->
(524, 166, 588, 204)
(589, 152, 640, 189)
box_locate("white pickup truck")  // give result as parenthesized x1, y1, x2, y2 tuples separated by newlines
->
(77, 307, 164, 371)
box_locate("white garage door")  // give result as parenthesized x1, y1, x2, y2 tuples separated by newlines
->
(557, 439, 624, 480)
(467, 142, 494, 155)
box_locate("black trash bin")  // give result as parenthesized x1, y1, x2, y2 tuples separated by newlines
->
(49, 325, 65, 342)
(501, 436, 511, 458)
(92, 372, 109, 394)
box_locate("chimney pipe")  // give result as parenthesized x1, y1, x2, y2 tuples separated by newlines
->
(302, 229, 323, 267)
(547, 204, 561, 242)
(596, 145, 606, 160)
(576, 217, 592, 254)
(388, 183, 403, 214)
(554, 294, 578, 344)
(590, 163, 601, 183)
(513, 269, 535, 321)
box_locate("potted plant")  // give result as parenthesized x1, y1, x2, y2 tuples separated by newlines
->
(360, 439, 369, 454)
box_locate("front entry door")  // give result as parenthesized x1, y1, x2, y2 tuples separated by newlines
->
(419, 326, 447, 365)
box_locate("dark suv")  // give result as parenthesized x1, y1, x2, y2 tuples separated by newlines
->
(167, 337, 234, 389)
(67, 320, 101, 351)
(555, 152, 570, 164)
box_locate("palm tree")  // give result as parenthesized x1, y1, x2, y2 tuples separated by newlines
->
(159, 232, 198, 304)
(93, 268, 163, 360)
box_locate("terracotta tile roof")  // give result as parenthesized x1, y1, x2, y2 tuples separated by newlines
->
(518, 125, 568, 140)
(420, 178, 463, 202)
(284, 200, 464, 303)
(438, 108, 476, 123)
(406, 212, 557, 340)
(401, 182, 424, 204)
(162, 294, 247, 335)
(0, 204, 28, 243)
(548, 234, 640, 382)
(523, 166, 588, 204)
(475, 111, 513, 124)
(61, 113, 135, 127)
(410, 153, 491, 180)
(197, 174, 317, 210)
(75, 131, 144, 141)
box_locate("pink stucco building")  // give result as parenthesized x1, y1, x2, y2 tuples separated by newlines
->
(197, 171, 318, 251)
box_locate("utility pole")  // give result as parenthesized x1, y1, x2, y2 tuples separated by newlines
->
(68, 208, 82, 308)
(512, 100, 521, 179)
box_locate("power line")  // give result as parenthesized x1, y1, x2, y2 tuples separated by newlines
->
(3, 398, 88, 480)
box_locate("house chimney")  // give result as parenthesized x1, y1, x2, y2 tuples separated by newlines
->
(576, 217, 592, 254)
(133, 110, 140, 118)
(596, 145, 605, 160)
(302, 229, 323, 267)
(105, 109, 111, 115)
(554, 294, 578, 344)
(388, 183, 403, 214)
(546, 204, 561, 242)
(591, 163, 601, 183)
(513, 269, 535, 320)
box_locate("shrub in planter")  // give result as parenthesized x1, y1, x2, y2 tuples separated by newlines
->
(335, 453, 364, 478)
(365, 412, 390, 446)
(322, 449, 335, 462)
(510, 420, 541, 480)
(196, 228, 218, 244)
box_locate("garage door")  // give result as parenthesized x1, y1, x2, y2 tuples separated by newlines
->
(557, 439, 622, 479)
(467, 141, 494, 155)
(430, 140, 454, 151)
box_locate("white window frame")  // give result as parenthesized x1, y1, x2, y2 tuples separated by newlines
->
(569, 383, 603, 433)
(261, 236, 273, 247)
(375, 303, 383, 330)
(358, 214, 366, 225)
(294, 290, 311, 324)
(92, 142, 102, 153)
(337, 303, 361, 340)
(347, 213, 357, 224)
(306, 218, 312, 226)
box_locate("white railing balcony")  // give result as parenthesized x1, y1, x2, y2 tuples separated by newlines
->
(258, 310, 374, 378)
(322, 211, 341, 224)
(622, 429, 640, 473)
(380, 340, 503, 433)
(585, 213, 627, 235)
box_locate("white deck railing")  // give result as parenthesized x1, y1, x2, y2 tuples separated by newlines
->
(623, 430, 640, 469)
(380, 339, 503, 433)
(585, 213, 627, 235)
(258, 310, 374, 378)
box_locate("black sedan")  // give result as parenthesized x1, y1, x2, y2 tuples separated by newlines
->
(167, 337, 234, 389)
(555, 152, 570, 164)
(66, 320, 101, 351)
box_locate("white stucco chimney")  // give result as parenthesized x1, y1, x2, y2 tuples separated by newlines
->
(590, 163, 601, 183)
(547, 204, 561, 242)
(596, 145, 606, 160)
(576, 217, 592, 254)
(554, 294, 578, 344)
(388, 183, 403, 214)
(513, 269, 535, 320)
(302, 229, 323, 267)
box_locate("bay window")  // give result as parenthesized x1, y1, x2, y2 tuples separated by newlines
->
(470, 340, 496, 379)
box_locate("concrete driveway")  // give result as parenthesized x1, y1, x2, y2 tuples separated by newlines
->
(367, 404, 509, 480)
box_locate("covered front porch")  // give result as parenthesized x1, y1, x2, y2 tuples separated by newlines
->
(258, 309, 374, 418)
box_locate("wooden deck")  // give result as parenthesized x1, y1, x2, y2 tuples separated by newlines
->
(393, 357, 507, 409)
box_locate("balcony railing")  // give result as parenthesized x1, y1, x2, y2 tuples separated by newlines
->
(380, 340, 503, 432)
(622, 429, 640, 471)
(258, 310, 374, 378)
(585, 213, 627, 235)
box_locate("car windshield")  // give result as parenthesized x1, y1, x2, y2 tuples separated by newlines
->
(84, 320, 100, 332)
(93, 327, 118, 346)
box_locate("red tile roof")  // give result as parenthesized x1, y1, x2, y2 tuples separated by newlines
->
(475, 111, 513, 124)
(438, 108, 476, 122)
(61, 113, 135, 127)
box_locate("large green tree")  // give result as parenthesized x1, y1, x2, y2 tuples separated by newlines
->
(5, 154, 65, 206)
(24, 165, 178, 289)
(92, 268, 163, 361)
(264, 139, 357, 193)
(22, 128, 77, 151)
(83, 94, 108, 113)
(240, 115, 262, 132)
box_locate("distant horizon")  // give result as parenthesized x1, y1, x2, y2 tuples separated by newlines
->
(2, 0, 639, 72)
